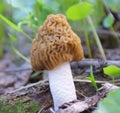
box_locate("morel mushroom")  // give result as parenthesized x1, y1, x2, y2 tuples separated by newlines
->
(30, 14, 84, 111)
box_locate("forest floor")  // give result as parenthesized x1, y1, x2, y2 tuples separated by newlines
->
(0, 28, 120, 113)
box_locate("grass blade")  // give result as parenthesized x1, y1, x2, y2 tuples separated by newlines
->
(0, 14, 32, 41)
(11, 45, 30, 63)
(0, 14, 22, 32)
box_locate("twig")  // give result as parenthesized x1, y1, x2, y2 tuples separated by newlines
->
(74, 79, 107, 84)
(4, 79, 119, 113)
(0, 68, 32, 73)
(8, 80, 48, 94)
(71, 59, 120, 69)
(0, 59, 120, 73)
(55, 83, 119, 113)
(49, 108, 56, 113)
(9, 79, 103, 94)
(97, 29, 120, 38)
(74, 79, 120, 86)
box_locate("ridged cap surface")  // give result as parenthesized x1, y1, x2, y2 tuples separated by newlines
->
(31, 14, 84, 71)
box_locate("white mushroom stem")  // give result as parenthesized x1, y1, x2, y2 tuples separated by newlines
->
(48, 62, 77, 111)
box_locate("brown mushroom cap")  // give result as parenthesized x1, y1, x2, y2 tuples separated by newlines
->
(31, 14, 84, 71)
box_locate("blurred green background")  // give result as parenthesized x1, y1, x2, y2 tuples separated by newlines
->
(0, 0, 120, 63)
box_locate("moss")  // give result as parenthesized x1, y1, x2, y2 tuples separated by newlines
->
(0, 100, 39, 113)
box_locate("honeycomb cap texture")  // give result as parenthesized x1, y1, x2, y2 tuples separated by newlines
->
(31, 14, 84, 71)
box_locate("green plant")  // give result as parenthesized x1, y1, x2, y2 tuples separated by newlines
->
(0, 14, 32, 41)
(1, 0, 120, 62)
(0, 0, 8, 58)
(87, 16, 106, 60)
(103, 65, 120, 83)
(87, 66, 98, 90)
(0, 0, 55, 61)
(93, 88, 120, 113)
(0, 14, 32, 62)
(103, 14, 115, 28)
(66, 1, 106, 60)
(102, 0, 120, 46)
(0, 100, 39, 113)
(66, 2, 94, 20)
(83, 19, 92, 58)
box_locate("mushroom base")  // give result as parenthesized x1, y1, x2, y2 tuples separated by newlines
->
(48, 62, 77, 111)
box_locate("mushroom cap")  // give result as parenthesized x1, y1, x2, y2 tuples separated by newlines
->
(31, 14, 84, 71)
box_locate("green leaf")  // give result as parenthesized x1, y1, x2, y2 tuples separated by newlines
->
(87, 66, 98, 90)
(66, 2, 94, 20)
(93, 88, 120, 113)
(103, 14, 115, 28)
(0, 14, 22, 32)
(103, 65, 120, 77)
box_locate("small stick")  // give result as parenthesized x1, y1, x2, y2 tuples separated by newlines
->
(71, 59, 120, 69)
(8, 80, 48, 94)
